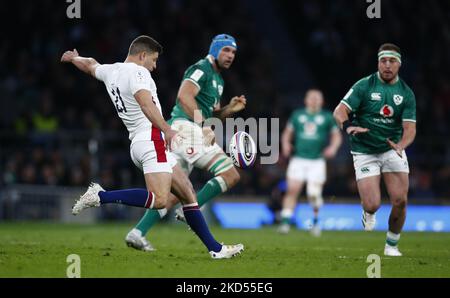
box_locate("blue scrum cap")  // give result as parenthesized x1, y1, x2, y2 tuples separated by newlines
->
(208, 34, 237, 59)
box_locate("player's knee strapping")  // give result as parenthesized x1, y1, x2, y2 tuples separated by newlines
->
(214, 176, 228, 192)
(307, 183, 324, 208)
(207, 156, 234, 176)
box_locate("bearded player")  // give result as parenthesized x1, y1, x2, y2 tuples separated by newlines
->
(333, 43, 416, 256)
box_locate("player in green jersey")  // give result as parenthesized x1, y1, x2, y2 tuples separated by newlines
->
(279, 89, 342, 236)
(333, 43, 417, 256)
(125, 34, 247, 251)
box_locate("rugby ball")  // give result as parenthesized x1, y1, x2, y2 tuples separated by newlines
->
(229, 131, 257, 168)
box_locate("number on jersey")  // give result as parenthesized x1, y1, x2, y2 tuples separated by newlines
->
(111, 87, 127, 113)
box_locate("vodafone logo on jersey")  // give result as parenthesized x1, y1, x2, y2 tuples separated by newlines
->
(380, 105, 394, 117)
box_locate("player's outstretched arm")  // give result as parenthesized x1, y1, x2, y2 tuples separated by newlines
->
(333, 103, 369, 136)
(61, 49, 100, 77)
(134, 89, 178, 147)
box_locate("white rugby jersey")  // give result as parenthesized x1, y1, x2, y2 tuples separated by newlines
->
(95, 62, 164, 142)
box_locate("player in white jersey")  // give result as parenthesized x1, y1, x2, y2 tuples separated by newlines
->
(61, 35, 243, 259)
(95, 55, 177, 174)
(124, 34, 246, 251)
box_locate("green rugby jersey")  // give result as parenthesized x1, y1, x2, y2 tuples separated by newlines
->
(341, 72, 416, 154)
(170, 58, 224, 123)
(288, 109, 338, 159)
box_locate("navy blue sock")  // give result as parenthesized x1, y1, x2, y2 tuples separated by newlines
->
(183, 204, 222, 253)
(99, 189, 154, 209)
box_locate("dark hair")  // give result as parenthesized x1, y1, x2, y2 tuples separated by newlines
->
(378, 43, 401, 55)
(128, 35, 163, 56)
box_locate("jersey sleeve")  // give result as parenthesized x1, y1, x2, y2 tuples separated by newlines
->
(340, 80, 364, 112)
(402, 90, 417, 123)
(183, 65, 208, 91)
(129, 66, 152, 95)
(94, 64, 110, 82)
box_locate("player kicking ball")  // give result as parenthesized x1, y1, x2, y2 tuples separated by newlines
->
(124, 34, 247, 251)
(61, 35, 243, 259)
(278, 89, 342, 236)
(333, 43, 416, 256)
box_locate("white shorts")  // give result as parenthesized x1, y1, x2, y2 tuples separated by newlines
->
(130, 140, 177, 174)
(171, 119, 233, 175)
(352, 149, 409, 181)
(286, 157, 326, 184)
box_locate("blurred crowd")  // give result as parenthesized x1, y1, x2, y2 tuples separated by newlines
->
(1, 0, 449, 201)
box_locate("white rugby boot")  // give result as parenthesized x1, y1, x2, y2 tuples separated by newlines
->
(125, 228, 156, 252)
(310, 224, 322, 237)
(72, 183, 104, 215)
(362, 210, 376, 231)
(175, 208, 186, 223)
(384, 244, 402, 257)
(210, 243, 244, 259)
(277, 223, 290, 234)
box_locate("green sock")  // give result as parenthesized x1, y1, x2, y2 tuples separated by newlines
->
(135, 209, 164, 235)
(281, 217, 291, 225)
(196, 177, 227, 207)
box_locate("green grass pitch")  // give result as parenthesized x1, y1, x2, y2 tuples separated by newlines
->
(0, 222, 449, 278)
